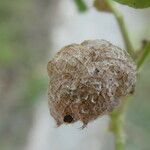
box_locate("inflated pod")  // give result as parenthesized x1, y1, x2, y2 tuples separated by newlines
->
(47, 40, 136, 127)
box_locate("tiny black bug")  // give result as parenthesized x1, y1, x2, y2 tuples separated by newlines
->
(63, 115, 73, 123)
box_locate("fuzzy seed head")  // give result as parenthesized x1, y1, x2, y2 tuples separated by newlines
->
(47, 40, 136, 127)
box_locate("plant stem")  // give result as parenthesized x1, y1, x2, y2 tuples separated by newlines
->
(137, 42, 150, 69)
(104, 1, 135, 150)
(109, 111, 125, 150)
(106, 0, 134, 56)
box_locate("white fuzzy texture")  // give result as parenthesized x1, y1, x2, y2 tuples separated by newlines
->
(47, 39, 136, 125)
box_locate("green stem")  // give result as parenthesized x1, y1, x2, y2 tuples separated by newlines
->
(104, 1, 135, 150)
(110, 111, 125, 150)
(109, 97, 130, 150)
(106, 0, 134, 56)
(137, 42, 150, 69)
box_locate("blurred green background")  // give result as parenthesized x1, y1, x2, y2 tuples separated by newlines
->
(0, 0, 150, 150)
(0, 0, 49, 149)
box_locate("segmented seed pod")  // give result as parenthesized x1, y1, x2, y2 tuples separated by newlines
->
(47, 39, 136, 127)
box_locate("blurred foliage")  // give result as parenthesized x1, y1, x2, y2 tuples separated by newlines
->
(23, 75, 47, 105)
(126, 55, 150, 150)
(113, 0, 150, 8)
(0, 0, 49, 150)
(94, 0, 111, 12)
(74, 0, 88, 12)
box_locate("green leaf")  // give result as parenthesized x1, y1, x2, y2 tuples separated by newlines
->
(74, 0, 88, 12)
(113, 0, 150, 8)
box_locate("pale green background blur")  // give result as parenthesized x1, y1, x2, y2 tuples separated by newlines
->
(0, 0, 49, 149)
(0, 0, 150, 150)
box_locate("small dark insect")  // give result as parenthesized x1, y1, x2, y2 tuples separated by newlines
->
(63, 115, 74, 123)
(47, 39, 136, 127)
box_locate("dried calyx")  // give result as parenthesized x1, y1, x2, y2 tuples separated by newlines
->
(47, 39, 136, 127)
